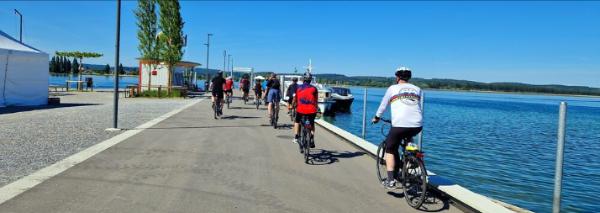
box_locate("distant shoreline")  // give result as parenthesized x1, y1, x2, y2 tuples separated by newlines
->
(50, 73, 138, 77)
(332, 84, 600, 98)
(425, 88, 600, 98)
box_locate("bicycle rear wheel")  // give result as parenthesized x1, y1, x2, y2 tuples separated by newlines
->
(402, 155, 427, 209)
(302, 127, 310, 164)
(227, 96, 230, 109)
(376, 142, 387, 183)
(271, 102, 279, 129)
(212, 102, 217, 119)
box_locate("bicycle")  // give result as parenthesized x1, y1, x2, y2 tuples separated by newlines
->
(270, 99, 279, 129)
(225, 92, 232, 109)
(298, 115, 313, 164)
(375, 118, 428, 209)
(243, 91, 249, 104)
(212, 96, 223, 119)
(255, 94, 261, 109)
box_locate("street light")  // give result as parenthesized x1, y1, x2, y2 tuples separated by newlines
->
(112, 0, 121, 130)
(14, 9, 22, 43)
(204, 33, 212, 91)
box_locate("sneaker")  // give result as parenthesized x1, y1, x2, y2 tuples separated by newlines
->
(293, 138, 298, 144)
(381, 179, 397, 190)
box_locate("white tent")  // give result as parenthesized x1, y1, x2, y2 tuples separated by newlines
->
(0, 30, 49, 107)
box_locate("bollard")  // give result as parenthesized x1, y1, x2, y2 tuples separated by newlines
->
(553, 102, 567, 213)
(158, 86, 162, 98)
(361, 87, 367, 139)
(417, 92, 424, 150)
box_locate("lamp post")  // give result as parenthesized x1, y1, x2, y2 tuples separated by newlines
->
(223, 50, 227, 74)
(14, 9, 22, 43)
(112, 0, 121, 129)
(204, 33, 212, 87)
(227, 54, 231, 77)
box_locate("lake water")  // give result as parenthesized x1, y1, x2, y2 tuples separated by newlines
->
(50, 74, 139, 89)
(322, 88, 600, 212)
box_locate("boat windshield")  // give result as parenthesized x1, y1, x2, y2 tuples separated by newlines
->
(332, 87, 350, 96)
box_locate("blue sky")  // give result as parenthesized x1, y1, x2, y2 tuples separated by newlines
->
(1, 1, 599, 87)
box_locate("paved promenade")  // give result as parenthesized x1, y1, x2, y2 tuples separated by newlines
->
(0, 97, 461, 213)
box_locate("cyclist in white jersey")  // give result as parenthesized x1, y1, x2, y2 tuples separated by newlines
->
(372, 67, 423, 189)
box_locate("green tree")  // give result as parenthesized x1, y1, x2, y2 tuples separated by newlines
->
(49, 56, 56, 73)
(104, 64, 111, 74)
(136, 0, 160, 90)
(55, 51, 103, 81)
(118, 63, 125, 75)
(158, 0, 185, 94)
(72, 58, 79, 75)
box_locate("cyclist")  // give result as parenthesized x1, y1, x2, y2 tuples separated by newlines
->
(211, 71, 226, 114)
(372, 67, 423, 189)
(224, 76, 234, 103)
(286, 77, 299, 114)
(254, 78, 263, 103)
(293, 73, 318, 148)
(240, 75, 250, 102)
(266, 73, 281, 119)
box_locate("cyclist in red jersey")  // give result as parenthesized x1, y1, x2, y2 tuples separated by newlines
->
(292, 72, 318, 148)
(224, 77, 234, 102)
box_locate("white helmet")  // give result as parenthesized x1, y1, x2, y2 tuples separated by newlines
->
(396, 66, 411, 72)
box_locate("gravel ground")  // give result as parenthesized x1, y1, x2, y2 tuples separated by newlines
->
(0, 92, 198, 187)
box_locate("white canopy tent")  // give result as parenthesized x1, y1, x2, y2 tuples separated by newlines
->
(0, 30, 49, 107)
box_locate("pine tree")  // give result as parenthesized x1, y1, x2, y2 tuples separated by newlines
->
(49, 56, 56, 73)
(65, 57, 72, 75)
(119, 63, 125, 75)
(72, 58, 79, 75)
(104, 64, 111, 74)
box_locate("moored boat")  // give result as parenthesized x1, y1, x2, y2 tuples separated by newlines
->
(330, 86, 354, 112)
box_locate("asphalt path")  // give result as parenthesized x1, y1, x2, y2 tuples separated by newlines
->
(0, 97, 461, 213)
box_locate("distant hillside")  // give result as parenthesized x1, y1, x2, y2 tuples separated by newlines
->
(311, 73, 600, 96)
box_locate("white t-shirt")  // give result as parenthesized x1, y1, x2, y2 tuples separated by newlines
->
(375, 83, 423, 127)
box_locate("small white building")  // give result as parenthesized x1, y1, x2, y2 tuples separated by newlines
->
(0, 30, 49, 106)
(137, 59, 201, 91)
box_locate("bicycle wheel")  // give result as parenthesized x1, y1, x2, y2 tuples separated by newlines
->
(213, 102, 217, 119)
(303, 128, 310, 164)
(376, 142, 387, 183)
(274, 104, 279, 129)
(227, 96, 230, 109)
(402, 155, 427, 209)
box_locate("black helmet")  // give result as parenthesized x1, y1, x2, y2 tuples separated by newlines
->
(217, 70, 223, 76)
(292, 77, 298, 82)
(395, 67, 412, 81)
(303, 72, 313, 82)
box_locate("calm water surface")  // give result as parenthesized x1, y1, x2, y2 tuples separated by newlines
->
(323, 88, 600, 213)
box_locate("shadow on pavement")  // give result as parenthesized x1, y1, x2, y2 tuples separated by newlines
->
(385, 188, 450, 212)
(227, 106, 257, 110)
(417, 191, 451, 212)
(308, 149, 366, 165)
(0, 103, 100, 115)
(144, 124, 265, 130)
(220, 115, 261, 120)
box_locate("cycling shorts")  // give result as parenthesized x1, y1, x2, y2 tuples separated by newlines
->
(212, 90, 224, 99)
(267, 89, 281, 103)
(385, 127, 422, 154)
(295, 113, 316, 128)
